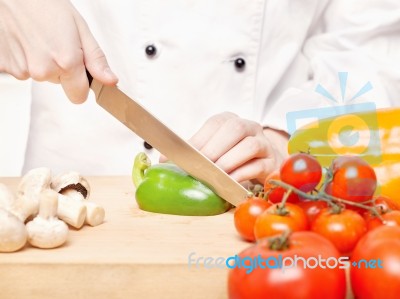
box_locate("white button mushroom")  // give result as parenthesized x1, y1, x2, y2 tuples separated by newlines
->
(0, 208, 28, 252)
(26, 189, 69, 249)
(56, 193, 87, 229)
(13, 167, 52, 222)
(0, 183, 16, 214)
(52, 172, 105, 227)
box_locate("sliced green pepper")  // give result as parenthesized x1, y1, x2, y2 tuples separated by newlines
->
(132, 152, 232, 216)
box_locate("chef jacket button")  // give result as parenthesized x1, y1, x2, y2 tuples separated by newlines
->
(143, 141, 153, 150)
(234, 58, 246, 70)
(145, 45, 157, 57)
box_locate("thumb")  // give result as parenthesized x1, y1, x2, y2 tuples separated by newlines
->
(75, 13, 118, 85)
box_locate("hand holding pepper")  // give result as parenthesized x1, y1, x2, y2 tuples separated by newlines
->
(162, 112, 289, 184)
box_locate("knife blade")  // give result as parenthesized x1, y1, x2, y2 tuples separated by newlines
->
(89, 77, 249, 206)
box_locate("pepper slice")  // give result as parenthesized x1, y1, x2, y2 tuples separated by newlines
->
(288, 107, 400, 203)
(132, 152, 232, 216)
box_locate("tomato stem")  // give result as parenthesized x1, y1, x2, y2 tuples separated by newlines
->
(268, 179, 384, 219)
(319, 167, 333, 193)
(267, 230, 291, 251)
(276, 189, 293, 216)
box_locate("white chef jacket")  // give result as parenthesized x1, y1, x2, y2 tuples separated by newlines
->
(22, 0, 400, 175)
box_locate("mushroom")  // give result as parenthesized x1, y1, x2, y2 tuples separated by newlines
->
(26, 189, 69, 249)
(52, 172, 105, 227)
(57, 193, 87, 229)
(0, 183, 15, 211)
(12, 167, 52, 222)
(0, 208, 28, 252)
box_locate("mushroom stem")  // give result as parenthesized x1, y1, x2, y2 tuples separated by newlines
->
(61, 188, 85, 201)
(39, 190, 59, 219)
(26, 190, 69, 249)
(57, 194, 87, 229)
(52, 172, 105, 227)
(84, 202, 105, 227)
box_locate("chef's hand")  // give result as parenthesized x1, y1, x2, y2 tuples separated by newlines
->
(0, 0, 118, 103)
(161, 112, 289, 184)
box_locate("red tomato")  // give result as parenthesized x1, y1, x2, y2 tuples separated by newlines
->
(366, 210, 400, 231)
(254, 203, 308, 240)
(351, 226, 400, 299)
(280, 153, 322, 193)
(331, 156, 377, 205)
(228, 231, 346, 299)
(297, 200, 328, 225)
(234, 197, 271, 242)
(311, 208, 367, 255)
(370, 195, 400, 213)
(324, 181, 333, 195)
(363, 196, 395, 221)
(264, 171, 300, 204)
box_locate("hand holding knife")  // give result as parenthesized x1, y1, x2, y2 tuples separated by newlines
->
(87, 71, 249, 206)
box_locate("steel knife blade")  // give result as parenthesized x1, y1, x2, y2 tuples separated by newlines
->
(89, 78, 249, 206)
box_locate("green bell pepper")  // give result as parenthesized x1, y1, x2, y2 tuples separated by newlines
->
(132, 152, 232, 216)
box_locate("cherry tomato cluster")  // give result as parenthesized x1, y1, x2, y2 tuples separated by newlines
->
(231, 153, 400, 299)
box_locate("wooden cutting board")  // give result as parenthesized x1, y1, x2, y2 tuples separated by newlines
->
(0, 176, 249, 299)
(0, 176, 353, 299)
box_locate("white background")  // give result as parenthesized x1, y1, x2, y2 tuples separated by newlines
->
(0, 74, 31, 177)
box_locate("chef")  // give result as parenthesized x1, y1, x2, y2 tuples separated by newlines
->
(1, 0, 399, 184)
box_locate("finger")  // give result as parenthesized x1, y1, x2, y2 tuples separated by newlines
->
(188, 112, 238, 149)
(74, 12, 118, 85)
(58, 49, 89, 104)
(229, 158, 276, 184)
(4, 37, 29, 80)
(161, 112, 237, 162)
(26, 53, 63, 83)
(159, 154, 168, 162)
(215, 135, 269, 174)
(199, 118, 262, 162)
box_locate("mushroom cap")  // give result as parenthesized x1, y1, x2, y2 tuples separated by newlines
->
(8, 194, 40, 223)
(0, 183, 15, 211)
(51, 171, 90, 199)
(0, 208, 28, 252)
(17, 167, 52, 198)
(26, 216, 68, 249)
(14, 168, 51, 221)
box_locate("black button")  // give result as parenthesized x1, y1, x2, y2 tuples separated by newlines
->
(143, 141, 153, 150)
(234, 58, 246, 70)
(145, 45, 157, 57)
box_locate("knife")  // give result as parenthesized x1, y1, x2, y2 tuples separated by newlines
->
(87, 73, 249, 206)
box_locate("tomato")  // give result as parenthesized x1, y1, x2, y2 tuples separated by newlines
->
(234, 197, 271, 242)
(254, 203, 308, 240)
(363, 195, 399, 221)
(311, 208, 367, 255)
(331, 156, 377, 206)
(351, 226, 400, 299)
(297, 200, 328, 225)
(264, 171, 300, 204)
(228, 231, 346, 299)
(280, 153, 322, 193)
(366, 210, 400, 231)
(324, 181, 333, 195)
(371, 195, 400, 212)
